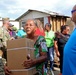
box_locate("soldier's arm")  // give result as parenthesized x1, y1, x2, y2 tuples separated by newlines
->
(0, 28, 3, 57)
(0, 28, 3, 39)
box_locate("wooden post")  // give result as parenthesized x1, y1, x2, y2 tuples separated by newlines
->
(57, 18, 61, 31)
(51, 17, 54, 31)
(53, 17, 57, 32)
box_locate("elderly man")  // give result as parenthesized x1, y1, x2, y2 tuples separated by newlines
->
(62, 5, 76, 75)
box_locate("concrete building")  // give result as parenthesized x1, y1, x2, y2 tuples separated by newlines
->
(15, 9, 70, 32)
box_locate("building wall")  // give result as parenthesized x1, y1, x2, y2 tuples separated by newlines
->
(51, 16, 67, 32)
(66, 18, 74, 34)
(0, 20, 19, 29)
(17, 11, 68, 31)
(18, 16, 69, 33)
(10, 21, 19, 29)
(18, 11, 50, 29)
(37, 16, 67, 32)
(20, 11, 50, 21)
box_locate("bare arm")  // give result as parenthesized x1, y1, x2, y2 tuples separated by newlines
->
(34, 51, 47, 65)
(54, 41, 60, 57)
(23, 51, 47, 69)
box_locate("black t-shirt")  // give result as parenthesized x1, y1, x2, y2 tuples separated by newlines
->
(54, 34, 70, 53)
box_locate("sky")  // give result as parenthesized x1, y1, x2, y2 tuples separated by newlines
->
(0, 0, 76, 20)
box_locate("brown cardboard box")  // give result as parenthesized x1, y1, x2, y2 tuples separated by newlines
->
(7, 38, 34, 49)
(7, 38, 35, 70)
(10, 67, 37, 75)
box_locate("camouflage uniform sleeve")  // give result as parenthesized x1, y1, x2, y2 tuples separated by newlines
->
(0, 27, 3, 39)
(0, 28, 3, 47)
(0, 58, 5, 75)
(0, 28, 5, 74)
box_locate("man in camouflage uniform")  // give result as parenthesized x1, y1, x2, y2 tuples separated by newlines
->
(0, 19, 11, 75)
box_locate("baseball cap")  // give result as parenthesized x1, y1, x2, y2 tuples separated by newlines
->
(9, 23, 14, 27)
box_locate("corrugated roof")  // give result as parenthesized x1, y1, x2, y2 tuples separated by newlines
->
(15, 9, 70, 21)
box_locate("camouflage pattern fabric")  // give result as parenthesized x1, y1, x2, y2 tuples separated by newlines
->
(0, 26, 10, 47)
(0, 59, 5, 75)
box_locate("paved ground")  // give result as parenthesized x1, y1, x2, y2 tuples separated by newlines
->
(54, 67, 60, 75)
(47, 67, 60, 75)
(47, 61, 60, 75)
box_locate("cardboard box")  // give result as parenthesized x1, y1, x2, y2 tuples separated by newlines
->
(7, 38, 35, 70)
(10, 67, 37, 75)
(7, 38, 34, 49)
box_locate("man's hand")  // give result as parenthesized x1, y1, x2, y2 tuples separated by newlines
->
(4, 65, 11, 75)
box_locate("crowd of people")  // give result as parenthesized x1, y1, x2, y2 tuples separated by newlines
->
(0, 4, 76, 75)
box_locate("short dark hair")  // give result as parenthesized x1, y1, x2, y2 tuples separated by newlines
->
(61, 25, 69, 33)
(45, 23, 51, 29)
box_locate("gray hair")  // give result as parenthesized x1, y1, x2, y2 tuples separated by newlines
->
(24, 19, 44, 31)
(34, 19, 43, 31)
(24, 19, 38, 26)
(33, 19, 39, 27)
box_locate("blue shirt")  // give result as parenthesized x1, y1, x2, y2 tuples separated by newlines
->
(16, 29, 26, 38)
(63, 29, 76, 75)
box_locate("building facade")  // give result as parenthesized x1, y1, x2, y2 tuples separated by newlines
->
(15, 9, 70, 32)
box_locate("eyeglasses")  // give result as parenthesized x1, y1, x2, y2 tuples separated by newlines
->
(71, 9, 76, 14)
